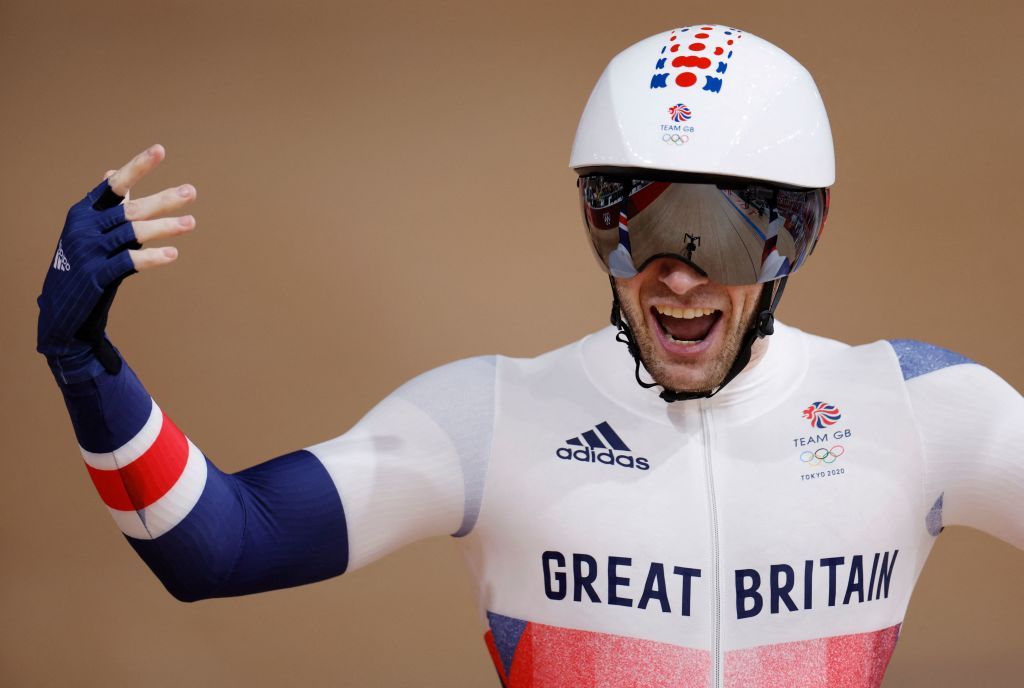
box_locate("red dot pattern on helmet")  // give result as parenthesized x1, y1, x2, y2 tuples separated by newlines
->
(650, 25, 744, 93)
(672, 55, 712, 69)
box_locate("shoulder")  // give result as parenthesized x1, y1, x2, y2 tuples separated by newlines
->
(885, 339, 974, 381)
(876, 339, 993, 419)
(492, 333, 594, 382)
(779, 324, 980, 384)
(391, 332, 596, 406)
(881, 340, 1019, 413)
(377, 356, 499, 426)
(393, 355, 497, 401)
(859, 337, 1014, 411)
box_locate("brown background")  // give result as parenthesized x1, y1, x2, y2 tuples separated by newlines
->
(2, 0, 1022, 685)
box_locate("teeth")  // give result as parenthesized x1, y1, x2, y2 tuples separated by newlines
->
(668, 335, 700, 344)
(655, 305, 716, 319)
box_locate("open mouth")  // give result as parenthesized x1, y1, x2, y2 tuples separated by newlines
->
(651, 304, 721, 345)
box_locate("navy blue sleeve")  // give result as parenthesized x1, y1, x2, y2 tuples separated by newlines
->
(128, 450, 349, 601)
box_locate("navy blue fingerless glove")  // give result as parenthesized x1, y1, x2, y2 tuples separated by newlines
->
(37, 179, 140, 383)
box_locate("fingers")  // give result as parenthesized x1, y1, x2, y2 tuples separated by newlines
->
(129, 246, 179, 272)
(107, 144, 165, 196)
(102, 169, 130, 201)
(124, 183, 196, 221)
(131, 215, 195, 244)
(102, 145, 194, 274)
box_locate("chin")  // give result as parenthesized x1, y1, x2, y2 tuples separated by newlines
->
(648, 359, 725, 394)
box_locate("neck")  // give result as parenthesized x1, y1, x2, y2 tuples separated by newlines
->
(746, 333, 770, 371)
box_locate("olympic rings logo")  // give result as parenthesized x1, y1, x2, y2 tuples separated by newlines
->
(662, 133, 689, 146)
(799, 445, 844, 466)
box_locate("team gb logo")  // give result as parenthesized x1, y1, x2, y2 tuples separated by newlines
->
(802, 401, 842, 429)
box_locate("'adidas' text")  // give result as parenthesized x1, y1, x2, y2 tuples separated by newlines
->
(555, 445, 650, 470)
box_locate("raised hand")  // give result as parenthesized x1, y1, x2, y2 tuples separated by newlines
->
(37, 145, 197, 382)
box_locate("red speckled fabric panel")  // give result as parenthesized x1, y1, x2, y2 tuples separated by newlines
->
(723, 623, 900, 687)
(485, 620, 711, 687)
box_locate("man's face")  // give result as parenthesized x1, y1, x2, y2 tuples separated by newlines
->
(614, 258, 765, 393)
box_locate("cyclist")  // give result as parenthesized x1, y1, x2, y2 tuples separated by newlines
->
(37, 25, 1022, 688)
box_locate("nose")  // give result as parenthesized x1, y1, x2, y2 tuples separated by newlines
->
(655, 258, 708, 295)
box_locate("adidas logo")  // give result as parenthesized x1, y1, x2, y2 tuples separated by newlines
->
(555, 421, 650, 471)
(52, 240, 71, 272)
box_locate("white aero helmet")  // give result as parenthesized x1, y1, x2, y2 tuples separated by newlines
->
(570, 25, 834, 187)
(572, 26, 835, 402)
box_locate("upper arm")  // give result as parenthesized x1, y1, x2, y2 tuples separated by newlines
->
(307, 355, 496, 571)
(893, 340, 1024, 549)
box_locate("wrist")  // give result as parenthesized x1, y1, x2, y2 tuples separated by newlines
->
(46, 337, 123, 385)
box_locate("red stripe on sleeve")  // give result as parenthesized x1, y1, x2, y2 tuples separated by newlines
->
(85, 413, 189, 511)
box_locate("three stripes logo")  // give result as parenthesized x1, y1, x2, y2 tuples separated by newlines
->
(555, 421, 650, 471)
(52, 240, 71, 272)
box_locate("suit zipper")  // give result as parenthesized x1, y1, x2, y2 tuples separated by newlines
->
(700, 403, 722, 688)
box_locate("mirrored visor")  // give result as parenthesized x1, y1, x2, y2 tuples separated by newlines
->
(579, 175, 829, 285)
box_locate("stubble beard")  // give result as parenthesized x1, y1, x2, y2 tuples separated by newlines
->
(615, 285, 759, 394)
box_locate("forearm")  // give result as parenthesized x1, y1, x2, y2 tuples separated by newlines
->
(54, 356, 349, 601)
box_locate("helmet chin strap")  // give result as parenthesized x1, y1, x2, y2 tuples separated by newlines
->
(609, 275, 788, 402)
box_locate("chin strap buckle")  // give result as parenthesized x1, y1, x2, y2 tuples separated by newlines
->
(756, 274, 790, 338)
